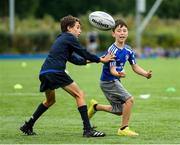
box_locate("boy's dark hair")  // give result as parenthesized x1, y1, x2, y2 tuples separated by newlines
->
(60, 15, 80, 32)
(112, 19, 128, 32)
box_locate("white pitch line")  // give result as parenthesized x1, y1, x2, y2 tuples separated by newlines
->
(161, 96, 180, 100)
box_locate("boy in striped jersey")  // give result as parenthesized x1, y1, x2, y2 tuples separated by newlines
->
(88, 19, 152, 136)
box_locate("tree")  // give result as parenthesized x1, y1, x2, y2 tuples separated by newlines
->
(156, 0, 180, 18)
(1, 0, 180, 20)
(0, 0, 8, 17)
(15, 0, 40, 18)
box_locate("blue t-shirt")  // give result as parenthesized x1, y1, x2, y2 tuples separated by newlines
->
(40, 32, 100, 75)
(100, 43, 136, 81)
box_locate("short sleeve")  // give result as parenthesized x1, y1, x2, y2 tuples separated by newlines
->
(128, 50, 136, 65)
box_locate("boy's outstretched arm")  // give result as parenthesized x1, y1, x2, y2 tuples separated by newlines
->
(131, 64, 152, 79)
(68, 53, 87, 65)
(100, 53, 115, 63)
(86, 53, 115, 64)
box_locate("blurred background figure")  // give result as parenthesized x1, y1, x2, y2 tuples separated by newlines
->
(86, 31, 99, 54)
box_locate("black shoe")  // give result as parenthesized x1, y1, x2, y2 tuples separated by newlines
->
(20, 121, 36, 135)
(83, 128, 106, 137)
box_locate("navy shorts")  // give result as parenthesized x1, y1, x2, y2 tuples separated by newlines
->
(39, 72, 74, 92)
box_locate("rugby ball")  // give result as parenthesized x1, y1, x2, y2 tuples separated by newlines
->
(89, 11, 115, 30)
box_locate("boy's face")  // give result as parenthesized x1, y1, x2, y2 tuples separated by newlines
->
(67, 22, 81, 38)
(112, 25, 128, 43)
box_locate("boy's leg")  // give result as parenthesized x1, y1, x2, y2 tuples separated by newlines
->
(20, 89, 55, 135)
(117, 97, 139, 136)
(63, 82, 105, 137)
(96, 104, 112, 112)
(88, 99, 116, 119)
(121, 97, 133, 128)
(88, 98, 133, 125)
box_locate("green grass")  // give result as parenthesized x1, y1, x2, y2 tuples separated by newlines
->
(0, 58, 180, 144)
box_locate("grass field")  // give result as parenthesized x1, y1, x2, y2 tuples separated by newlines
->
(0, 58, 180, 144)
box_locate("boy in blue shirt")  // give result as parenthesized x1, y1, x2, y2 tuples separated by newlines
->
(20, 15, 114, 137)
(88, 19, 152, 136)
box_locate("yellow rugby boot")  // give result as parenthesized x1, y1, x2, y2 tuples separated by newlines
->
(117, 127, 139, 136)
(88, 99, 98, 119)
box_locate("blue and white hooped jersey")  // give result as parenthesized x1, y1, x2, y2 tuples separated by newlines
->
(100, 43, 136, 81)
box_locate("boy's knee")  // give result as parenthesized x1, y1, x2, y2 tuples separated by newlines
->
(127, 97, 134, 104)
(44, 98, 56, 107)
(107, 105, 112, 112)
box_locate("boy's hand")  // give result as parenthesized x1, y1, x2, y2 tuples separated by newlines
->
(146, 70, 152, 79)
(100, 53, 115, 63)
(118, 72, 126, 78)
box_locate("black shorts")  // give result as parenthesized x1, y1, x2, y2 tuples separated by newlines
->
(39, 72, 74, 92)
